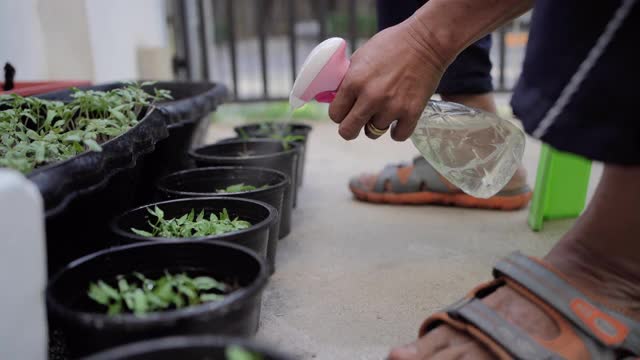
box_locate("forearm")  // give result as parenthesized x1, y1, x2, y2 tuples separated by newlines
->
(407, 0, 533, 66)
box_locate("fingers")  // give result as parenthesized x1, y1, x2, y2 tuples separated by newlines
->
(328, 83, 356, 124)
(337, 96, 378, 140)
(365, 112, 394, 140)
(391, 107, 422, 141)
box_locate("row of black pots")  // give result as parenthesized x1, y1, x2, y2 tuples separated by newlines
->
(48, 192, 288, 357)
(46, 124, 312, 358)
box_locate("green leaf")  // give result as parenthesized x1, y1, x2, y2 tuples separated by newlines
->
(118, 277, 130, 293)
(192, 276, 226, 291)
(225, 346, 263, 360)
(63, 134, 82, 143)
(87, 283, 109, 305)
(131, 228, 153, 237)
(98, 280, 121, 301)
(196, 209, 205, 222)
(178, 285, 197, 300)
(83, 139, 102, 152)
(26, 129, 40, 141)
(220, 208, 230, 221)
(153, 206, 164, 220)
(107, 302, 123, 316)
(216, 183, 261, 193)
(34, 142, 46, 163)
(44, 110, 57, 128)
(200, 293, 225, 302)
(132, 289, 148, 315)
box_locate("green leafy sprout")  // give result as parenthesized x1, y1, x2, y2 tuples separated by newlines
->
(131, 206, 251, 238)
(0, 82, 172, 174)
(225, 346, 264, 360)
(87, 271, 227, 316)
(216, 183, 268, 193)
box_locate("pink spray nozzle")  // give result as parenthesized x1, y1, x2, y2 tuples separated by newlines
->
(289, 37, 351, 108)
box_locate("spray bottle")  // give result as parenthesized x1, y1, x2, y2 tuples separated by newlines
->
(289, 37, 525, 198)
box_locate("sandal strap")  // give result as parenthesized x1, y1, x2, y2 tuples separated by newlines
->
(410, 157, 450, 193)
(372, 157, 450, 193)
(447, 297, 563, 359)
(494, 252, 640, 355)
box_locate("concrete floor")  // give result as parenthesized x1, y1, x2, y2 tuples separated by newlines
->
(206, 115, 602, 360)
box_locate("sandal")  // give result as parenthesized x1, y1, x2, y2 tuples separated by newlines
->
(419, 252, 640, 359)
(349, 156, 532, 210)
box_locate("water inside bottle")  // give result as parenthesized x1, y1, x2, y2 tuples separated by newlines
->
(410, 101, 525, 198)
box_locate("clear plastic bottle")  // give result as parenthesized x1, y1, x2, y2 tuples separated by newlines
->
(410, 101, 525, 198)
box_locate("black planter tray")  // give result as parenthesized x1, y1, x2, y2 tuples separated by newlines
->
(27, 108, 168, 217)
(37, 81, 227, 128)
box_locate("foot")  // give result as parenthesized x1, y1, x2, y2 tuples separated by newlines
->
(350, 157, 531, 210)
(387, 242, 640, 359)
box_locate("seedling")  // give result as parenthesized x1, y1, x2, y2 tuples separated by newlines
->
(225, 346, 264, 360)
(238, 124, 305, 151)
(216, 183, 267, 193)
(276, 134, 305, 151)
(131, 206, 251, 238)
(87, 271, 228, 316)
(0, 82, 171, 173)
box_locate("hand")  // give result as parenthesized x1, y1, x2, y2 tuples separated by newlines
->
(329, 20, 449, 141)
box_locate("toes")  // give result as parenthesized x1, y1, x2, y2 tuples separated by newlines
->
(349, 173, 377, 191)
(431, 342, 494, 360)
(387, 344, 418, 360)
(388, 325, 495, 360)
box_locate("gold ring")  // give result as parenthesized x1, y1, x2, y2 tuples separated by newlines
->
(366, 122, 388, 137)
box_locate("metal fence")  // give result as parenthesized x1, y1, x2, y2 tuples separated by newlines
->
(169, 0, 529, 102)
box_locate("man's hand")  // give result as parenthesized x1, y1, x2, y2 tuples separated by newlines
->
(328, 20, 448, 141)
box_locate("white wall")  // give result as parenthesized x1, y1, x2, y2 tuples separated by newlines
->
(0, 0, 48, 80)
(85, 0, 168, 82)
(0, 0, 169, 83)
(37, 0, 95, 80)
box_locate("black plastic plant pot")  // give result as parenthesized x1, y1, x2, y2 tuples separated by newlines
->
(234, 123, 311, 187)
(46, 241, 268, 357)
(189, 139, 299, 237)
(156, 167, 289, 273)
(110, 197, 277, 266)
(82, 335, 294, 360)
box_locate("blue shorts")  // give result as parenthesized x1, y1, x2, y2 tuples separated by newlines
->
(511, 0, 640, 164)
(376, 0, 494, 95)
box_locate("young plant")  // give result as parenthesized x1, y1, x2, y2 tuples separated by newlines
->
(225, 346, 264, 360)
(216, 183, 267, 193)
(0, 82, 171, 173)
(276, 134, 305, 150)
(87, 271, 228, 316)
(131, 206, 251, 238)
(238, 124, 305, 150)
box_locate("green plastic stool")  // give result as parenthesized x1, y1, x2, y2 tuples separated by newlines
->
(528, 144, 592, 231)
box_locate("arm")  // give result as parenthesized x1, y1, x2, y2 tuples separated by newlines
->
(329, 0, 533, 141)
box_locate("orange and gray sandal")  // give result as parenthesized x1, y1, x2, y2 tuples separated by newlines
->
(349, 157, 532, 210)
(419, 252, 640, 359)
